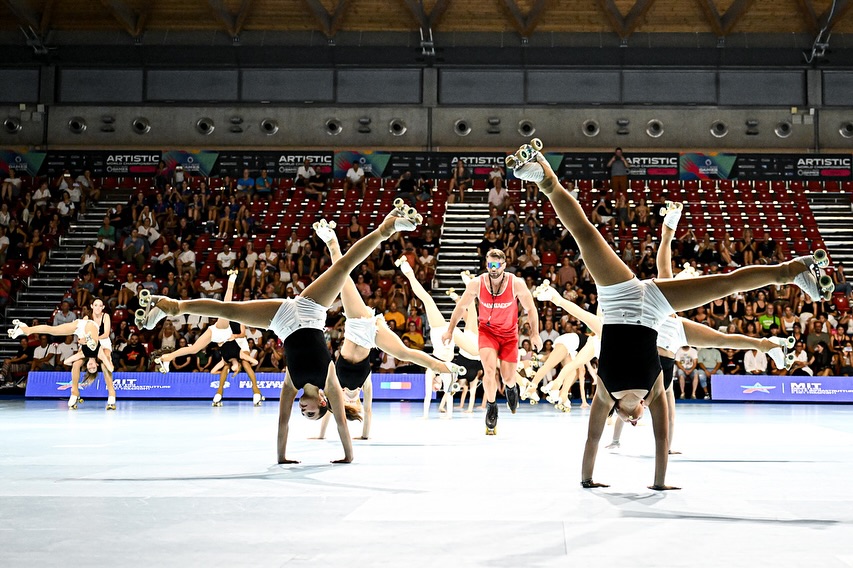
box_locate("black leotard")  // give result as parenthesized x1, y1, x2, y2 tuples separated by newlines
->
(284, 328, 332, 389)
(597, 324, 661, 396)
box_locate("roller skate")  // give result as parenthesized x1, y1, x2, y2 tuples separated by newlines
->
(227, 267, 239, 284)
(212, 393, 223, 407)
(68, 394, 83, 409)
(792, 250, 833, 301)
(556, 400, 571, 413)
(505, 383, 520, 414)
(675, 263, 699, 280)
(485, 400, 498, 435)
(460, 270, 474, 286)
(506, 138, 545, 183)
(395, 255, 413, 275)
(253, 392, 265, 406)
(445, 288, 460, 302)
(312, 219, 337, 244)
(388, 199, 422, 231)
(767, 336, 797, 371)
(533, 280, 556, 302)
(81, 333, 98, 351)
(155, 357, 170, 374)
(659, 201, 683, 230)
(135, 289, 168, 330)
(605, 440, 621, 450)
(8, 319, 25, 339)
(105, 396, 116, 411)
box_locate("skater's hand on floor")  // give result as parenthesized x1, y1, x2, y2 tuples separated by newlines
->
(354, 435, 369, 440)
(308, 436, 326, 440)
(581, 480, 609, 489)
(278, 458, 300, 465)
(331, 457, 353, 464)
(648, 484, 681, 491)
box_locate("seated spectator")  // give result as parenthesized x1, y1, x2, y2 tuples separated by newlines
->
(116, 273, 139, 308)
(1, 169, 22, 202)
(517, 244, 541, 279)
(344, 162, 367, 197)
(384, 301, 406, 332)
(789, 341, 812, 376)
(30, 335, 58, 372)
(122, 229, 146, 269)
(401, 321, 425, 350)
(394, 170, 418, 205)
(176, 241, 197, 278)
(236, 168, 255, 199)
(200, 273, 224, 300)
(448, 160, 471, 204)
(54, 300, 77, 326)
(119, 333, 148, 372)
(98, 269, 122, 308)
(487, 177, 510, 212)
(76, 169, 100, 205)
(487, 162, 505, 189)
(252, 168, 272, 200)
(0, 338, 32, 387)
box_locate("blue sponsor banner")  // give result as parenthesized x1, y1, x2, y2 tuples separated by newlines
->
(26, 372, 430, 401)
(712, 374, 853, 403)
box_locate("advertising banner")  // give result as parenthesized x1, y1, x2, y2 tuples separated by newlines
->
(0, 149, 47, 176)
(434, 152, 507, 178)
(680, 152, 738, 180)
(557, 152, 679, 180)
(26, 371, 430, 401)
(333, 151, 437, 179)
(735, 154, 853, 181)
(161, 150, 219, 177)
(41, 150, 161, 176)
(711, 374, 853, 403)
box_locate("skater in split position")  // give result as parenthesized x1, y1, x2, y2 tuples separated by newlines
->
(133, 207, 422, 464)
(395, 261, 480, 418)
(442, 249, 542, 435)
(508, 139, 831, 489)
(154, 269, 263, 406)
(312, 219, 465, 434)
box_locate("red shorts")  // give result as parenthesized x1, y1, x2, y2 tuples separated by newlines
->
(478, 324, 519, 363)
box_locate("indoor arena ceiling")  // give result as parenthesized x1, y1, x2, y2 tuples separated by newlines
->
(1, 0, 851, 40)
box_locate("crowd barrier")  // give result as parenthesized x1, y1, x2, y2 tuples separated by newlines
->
(25, 371, 432, 401)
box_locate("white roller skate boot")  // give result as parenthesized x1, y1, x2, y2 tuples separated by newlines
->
(155, 357, 170, 373)
(660, 201, 683, 230)
(312, 219, 337, 244)
(395, 255, 414, 275)
(505, 138, 545, 183)
(792, 250, 833, 302)
(460, 270, 474, 286)
(253, 392, 264, 406)
(8, 319, 25, 339)
(767, 336, 796, 371)
(68, 395, 82, 409)
(135, 290, 168, 330)
(533, 280, 556, 302)
(105, 396, 116, 411)
(212, 393, 223, 407)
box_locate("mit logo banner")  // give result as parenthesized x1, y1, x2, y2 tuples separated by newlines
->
(711, 374, 853, 402)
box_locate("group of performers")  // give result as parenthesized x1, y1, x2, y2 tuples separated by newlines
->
(8, 139, 833, 489)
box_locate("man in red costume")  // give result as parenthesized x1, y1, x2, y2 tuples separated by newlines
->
(443, 249, 541, 434)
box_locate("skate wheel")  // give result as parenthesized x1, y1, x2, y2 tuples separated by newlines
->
(785, 336, 796, 348)
(659, 207, 667, 216)
(517, 148, 530, 162)
(814, 249, 828, 268)
(819, 274, 833, 291)
(457, 366, 467, 377)
(505, 155, 518, 169)
(404, 206, 417, 218)
(138, 289, 151, 306)
(530, 138, 543, 151)
(328, 220, 336, 229)
(106, 404, 116, 411)
(393, 197, 405, 209)
(785, 354, 795, 365)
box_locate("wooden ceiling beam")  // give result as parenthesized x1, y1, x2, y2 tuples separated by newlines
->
(598, 0, 656, 39)
(100, 0, 145, 37)
(3, 0, 41, 29)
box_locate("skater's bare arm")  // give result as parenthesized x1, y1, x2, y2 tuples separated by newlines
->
(324, 364, 354, 463)
(315, 411, 331, 439)
(277, 375, 299, 464)
(442, 280, 478, 345)
(360, 378, 373, 439)
(648, 381, 679, 491)
(516, 279, 542, 350)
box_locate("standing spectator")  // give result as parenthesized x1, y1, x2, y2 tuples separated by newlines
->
(343, 162, 367, 197)
(607, 147, 630, 195)
(0, 338, 31, 387)
(394, 171, 418, 205)
(675, 345, 706, 399)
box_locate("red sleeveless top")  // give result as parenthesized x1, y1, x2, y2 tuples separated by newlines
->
(478, 273, 518, 335)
